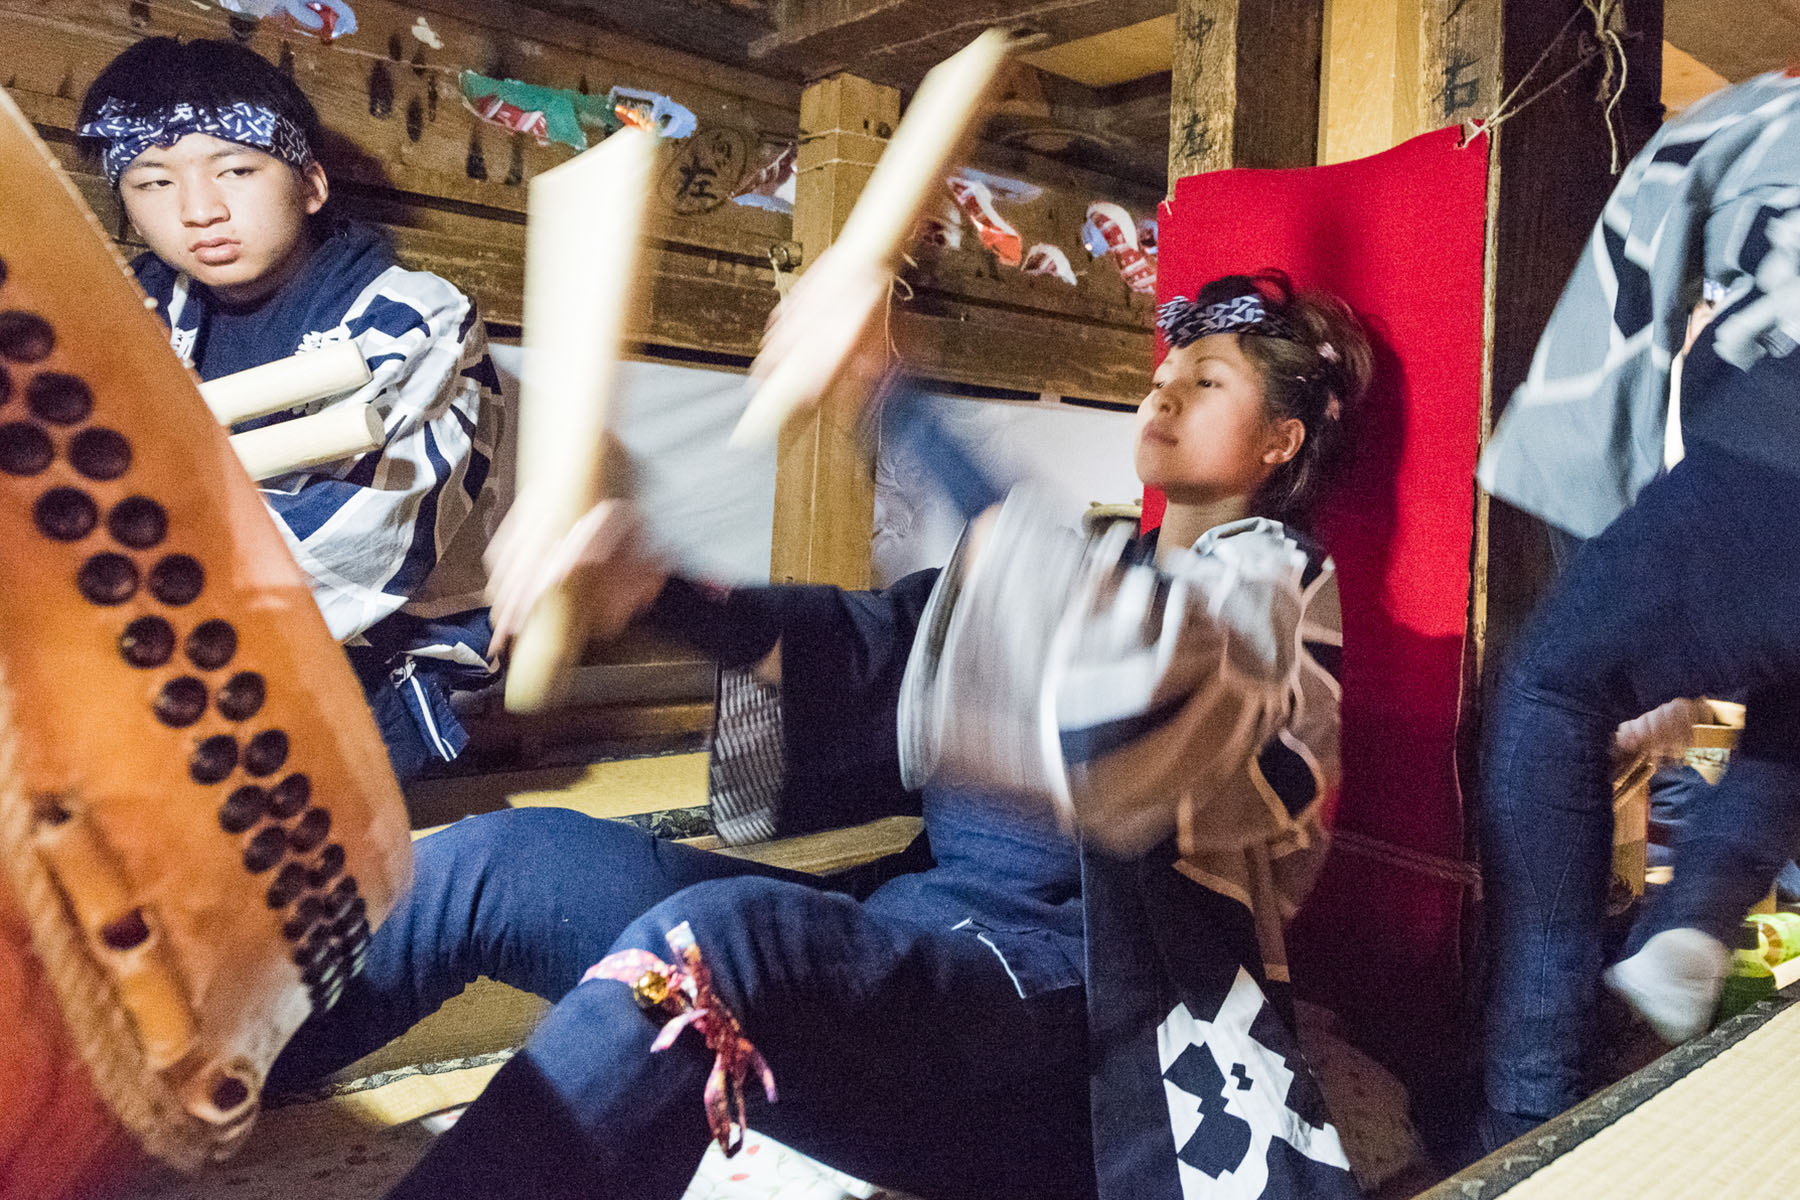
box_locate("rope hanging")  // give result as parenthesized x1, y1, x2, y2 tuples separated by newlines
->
(1467, 0, 1633, 173)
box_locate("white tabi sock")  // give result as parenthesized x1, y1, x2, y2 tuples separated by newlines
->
(1604, 927, 1733, 1044)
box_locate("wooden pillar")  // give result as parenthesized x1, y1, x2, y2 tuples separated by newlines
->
(1315, 0, 1504, 164)
(1477, 0, 1664, 675)
(1167, 0, 1325, 185)
(1319, 0, 1423, 163)
(768, 73, 900, 587)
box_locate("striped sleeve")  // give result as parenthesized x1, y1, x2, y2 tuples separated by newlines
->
(896, 498, 1337, 863)
(1052, 518, 1337, 860)
(256, 268, 501, 643)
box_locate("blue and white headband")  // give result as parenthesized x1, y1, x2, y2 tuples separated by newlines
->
(1154, 292, 1295, 347)
(79, 98, 314, 186)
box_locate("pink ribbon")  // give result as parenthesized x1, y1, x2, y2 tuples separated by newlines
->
(583, 921, 776, 1155)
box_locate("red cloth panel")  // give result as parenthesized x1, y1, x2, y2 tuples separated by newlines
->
(1153, 127, 1488, 1077)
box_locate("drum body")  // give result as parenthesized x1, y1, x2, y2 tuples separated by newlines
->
(0, 90, 411, 1196)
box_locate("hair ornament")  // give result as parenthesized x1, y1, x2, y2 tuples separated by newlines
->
(1318, 341, 1340, 363)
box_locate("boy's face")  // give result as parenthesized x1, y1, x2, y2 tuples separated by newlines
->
(118, 132, 328, 305)
(1134, 335, 1300, 505)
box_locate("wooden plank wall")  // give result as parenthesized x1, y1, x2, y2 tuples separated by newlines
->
(2, 0, 797, 354)
(0, 0, 1154, 403)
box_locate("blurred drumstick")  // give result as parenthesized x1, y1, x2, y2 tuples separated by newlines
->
(502, 125, 659, 714)
(732, 29, 1015, 447)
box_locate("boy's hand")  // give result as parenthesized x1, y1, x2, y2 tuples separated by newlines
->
(485, 499, 668, 657)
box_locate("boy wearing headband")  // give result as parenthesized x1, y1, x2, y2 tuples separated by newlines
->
(78, 38, 509, 782)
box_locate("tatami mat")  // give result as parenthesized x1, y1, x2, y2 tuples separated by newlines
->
(318, 976, 549, 1084)
(1421, 990, 1800, 1199)
(1499, 996, 1800, 1199)
(405, 751, 710, 827)
(130, 1051, 905, 1200)
(125, 1057, 498, 1200)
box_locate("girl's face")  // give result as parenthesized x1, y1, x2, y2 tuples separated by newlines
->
(119, 132, 327, 305)
(1134, 334, 1302, 505)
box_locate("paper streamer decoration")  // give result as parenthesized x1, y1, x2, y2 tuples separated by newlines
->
(460, 73, 696, 151)
(1153, 126, 1489, 1081)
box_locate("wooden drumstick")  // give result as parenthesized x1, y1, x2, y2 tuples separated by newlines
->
(731, 28, 1014, 447)
(199, 341, 372, 425)
(504, 125, 658, 714)
(228, 402, 384, 481)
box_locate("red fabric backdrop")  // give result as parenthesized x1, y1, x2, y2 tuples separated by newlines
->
(1152, 127, 1489, 1079)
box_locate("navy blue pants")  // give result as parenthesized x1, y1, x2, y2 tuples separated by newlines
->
(271, 808, 1096, 1200)
(1481, 445, 1800, 1120)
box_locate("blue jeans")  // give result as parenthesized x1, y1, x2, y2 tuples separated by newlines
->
(271, 808, 1096, 1200)
(1481, 445, 1800, 1119)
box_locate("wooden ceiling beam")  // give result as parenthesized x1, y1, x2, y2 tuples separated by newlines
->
(749, 0, 1174, 89)
(1665, 0, 1800, 81)
(530, 0, 779, 69)
(986, 65, 1171, 186)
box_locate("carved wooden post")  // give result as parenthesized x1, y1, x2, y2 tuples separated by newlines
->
(1167, 0, 1325, 186)
(769, 72, 900, 587)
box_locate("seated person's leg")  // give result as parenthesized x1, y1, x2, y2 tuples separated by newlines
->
(349, 651, 434, 786)
(269, 807, 822, 1088)
(389, 874, 1094, 1200)
(1608, 684, 1800, 1039)
(1641, 685, 1800, 945)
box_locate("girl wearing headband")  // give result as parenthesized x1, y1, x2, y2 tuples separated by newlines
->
(270, 269, 1375, 1199)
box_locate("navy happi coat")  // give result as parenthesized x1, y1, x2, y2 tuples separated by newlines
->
(652, 494, 1362, 1199)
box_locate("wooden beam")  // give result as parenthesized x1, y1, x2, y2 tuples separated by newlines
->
(988, 65, 1171, 188)
(1665, 0, 1800, 82)
(1481, 0, 1664, 669)
(1167, 0, 1324, 184)
(768, 73, 900, 587)
(751, 0, 1171, 90)
(503, 0, 779, 72)
(1022, 13, 1177, 88)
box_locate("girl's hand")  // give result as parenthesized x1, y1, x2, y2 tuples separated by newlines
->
(485, 499, 668, 657)
(750, 248, 893, 422)
(958, 504, 1001, 581)
(1616, 697, 1704, 762)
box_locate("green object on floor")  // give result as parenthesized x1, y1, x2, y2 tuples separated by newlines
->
(1748, 911, 1800, 965)
(1715, 925, 1779, 1025)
